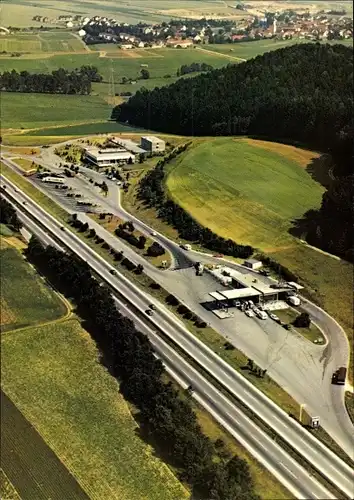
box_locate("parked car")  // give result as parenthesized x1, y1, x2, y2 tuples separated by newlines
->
(149, 304, 156, 310)
(145, 309, 153, 316)
(60, 226, 65, 231)
(245, 309, 255, 317)
(110, 269, 117, 275)
(259, 269, 270, 276)
(234, 300, 241, 308)
(283, 324, 291, 330)
(268, 312, 279, 322)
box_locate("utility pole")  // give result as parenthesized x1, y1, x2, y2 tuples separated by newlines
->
(109, 66, 115, 104)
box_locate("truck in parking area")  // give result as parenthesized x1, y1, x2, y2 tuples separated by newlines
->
(195, 262, 204, 276)
(288, 295, 301, 306)
(332, 366, 347, 385)
(42, 176, 65, 184)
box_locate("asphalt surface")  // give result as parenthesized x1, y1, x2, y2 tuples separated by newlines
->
(0, 187, 342, 500)
(2, 176, 354, 499)
(7, 148, 352, 459)
(2, 151, 353, 458)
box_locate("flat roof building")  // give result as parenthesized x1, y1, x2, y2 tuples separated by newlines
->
(110, 138, 146, 154)
(208, 265, 290, 307)
(243, 259, 263, 270)
(140, 136, 165, 153)
(84, 148, 135, 167)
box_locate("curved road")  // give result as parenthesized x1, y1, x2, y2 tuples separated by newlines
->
(1, 190, 341, 500)
(2, 145, 353, 459)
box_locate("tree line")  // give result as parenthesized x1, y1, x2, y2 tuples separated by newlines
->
(25, 235, 259, 500)
(177, 62, 213, 77)
(0, 66, 102, 94)
(113, 43, 353, 262)
(0, 195, 22, 231)
(138, 145, 253, 259)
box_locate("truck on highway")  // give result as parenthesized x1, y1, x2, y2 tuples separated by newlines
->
(332, 366, 347, 385)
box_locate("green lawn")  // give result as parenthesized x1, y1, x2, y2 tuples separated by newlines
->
(166, 137, 324, 251)
(0, 31, 86, 53)
(0, 224, 14, 236)
(0, 246, 67, 331)
(0, 47, 230, 132)
(202, 38, 354, 60)
(1, 92, 111, 130)
(27, 121, 143, 136)
(1, 320, 189, 500)
(0, 48, 229, 81)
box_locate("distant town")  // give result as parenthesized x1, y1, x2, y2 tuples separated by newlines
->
(24, 5, 353, 49)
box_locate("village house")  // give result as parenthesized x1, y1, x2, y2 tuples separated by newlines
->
(166, 37, 193, 48)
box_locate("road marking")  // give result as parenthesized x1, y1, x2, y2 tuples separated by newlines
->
(279, 462, 298, 479)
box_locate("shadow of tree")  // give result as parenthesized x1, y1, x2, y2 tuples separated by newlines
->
(288, 154, 330, 240)
(305, 154, 334, 189)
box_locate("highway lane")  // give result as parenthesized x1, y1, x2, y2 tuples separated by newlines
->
(70, 173, 354, 459)
(2, 155, 353, 458)
(0, 191, 338, 500)
(2, 175, 354, 499)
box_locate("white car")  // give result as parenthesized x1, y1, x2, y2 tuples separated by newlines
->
(151, 231, 157, 236)
(268, 312, 279, 322)
(245, 309, 255, 317)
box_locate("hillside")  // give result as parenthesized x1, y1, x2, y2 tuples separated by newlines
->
(165, 138, 324, 251)
(113, 43, 352, 153)
(114, 43, 353, 262)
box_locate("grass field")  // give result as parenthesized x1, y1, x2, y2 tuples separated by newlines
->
(1, 320, 189, 500)
(0, 47, 230, 132)
(0, 48, 230, 81)
(274, 308, 325, 344)
(0, 224, 14, 236)
(345, 392, 354, 424)
(166, 137, 324, 251)
(1, 390, 89, 500)
(0, 0, 244, 28)
(201, 38, 353, 60)
(0, 468, 20, 500)
(0, 245, 67, 331)
(12, 157, 39, 171)
(1, 93, 111, 130)
(0, 31, 86, 53)
(26, 121, 144, 136)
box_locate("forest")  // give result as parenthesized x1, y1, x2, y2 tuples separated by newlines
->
(0, 195, 22, 230)
(177, 62, 214, 76)
(0, 66, 102, 94)
(25, 235, 259, 500)
(113, 43, 353, 262)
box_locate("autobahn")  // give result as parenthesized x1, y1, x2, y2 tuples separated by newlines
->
(0, 186, 339, 500)
(1, 175, 354, 499)
(8, 150, 352, 457)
